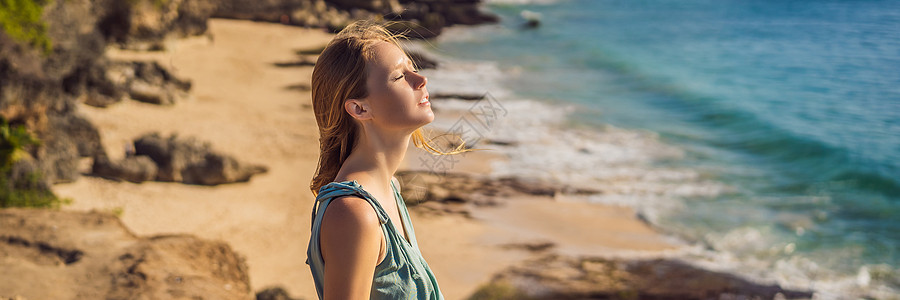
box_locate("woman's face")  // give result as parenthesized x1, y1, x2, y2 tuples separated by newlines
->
(358, 41, 433, 131)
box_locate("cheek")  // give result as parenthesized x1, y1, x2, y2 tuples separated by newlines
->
(371, 84, 412, 113)
(368, 85, 430, 127)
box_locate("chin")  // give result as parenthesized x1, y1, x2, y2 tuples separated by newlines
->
(409, 115, 434, 131)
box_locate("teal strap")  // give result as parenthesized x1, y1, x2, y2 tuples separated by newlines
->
(311, 181, 390, 231)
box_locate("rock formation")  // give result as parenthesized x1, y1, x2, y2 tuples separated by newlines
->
(106, 60, 193, 106)
(396, 170, 599, 205)
(255, 286, 304, 300)
(92, 155, 159, 183)
(469, 254, 814, 300)
(93, 133, 268, 185)
(0, 208, 252, 299)
(395, 170, 600, 216)
(1, 0, 212, 187)
(213, 0, 498, 38)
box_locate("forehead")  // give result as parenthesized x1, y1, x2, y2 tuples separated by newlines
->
(366, 41, 408, 71)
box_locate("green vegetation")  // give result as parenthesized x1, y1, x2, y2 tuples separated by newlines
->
(1, 119, 67, 209)
(0, 0, 52, 54)
(110, 206, 124, 217)
(1, 119, 39, 171)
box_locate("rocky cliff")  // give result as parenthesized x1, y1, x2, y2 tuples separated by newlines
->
(214, 0, 498, 37)
(1, 0, 219, 193)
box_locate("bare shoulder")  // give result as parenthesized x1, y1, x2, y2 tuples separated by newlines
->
(322, 196, 381, 230)
(319, 196, 384, 295)
(320, 196, 383, 262)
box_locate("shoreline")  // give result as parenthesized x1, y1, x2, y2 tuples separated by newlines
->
(41, 18, 812, 299)
(424, 2, 900, 298)
(402, 25, 825, 297)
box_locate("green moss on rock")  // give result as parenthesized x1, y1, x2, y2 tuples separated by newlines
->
(0, 0, 52, 54)
(1, 119, 66, 209)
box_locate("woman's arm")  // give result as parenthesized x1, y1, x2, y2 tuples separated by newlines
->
(320, 196, 383, 299)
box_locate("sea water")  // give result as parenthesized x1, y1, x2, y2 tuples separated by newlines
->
(414, 0, 900, 297)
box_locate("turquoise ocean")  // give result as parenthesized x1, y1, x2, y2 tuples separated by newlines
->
(416, 0, 900, 297)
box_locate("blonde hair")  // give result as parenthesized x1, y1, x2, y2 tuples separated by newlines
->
(309, 21, 465, 196)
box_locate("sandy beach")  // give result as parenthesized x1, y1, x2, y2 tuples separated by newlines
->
(52, 18, 681, 299)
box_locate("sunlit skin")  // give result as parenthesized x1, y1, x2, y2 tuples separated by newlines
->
(319, 41, 432, 299)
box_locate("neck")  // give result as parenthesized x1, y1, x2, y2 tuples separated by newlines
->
(335, 125, 412, 190)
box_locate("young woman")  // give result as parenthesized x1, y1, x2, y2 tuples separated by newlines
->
(306, 21, 454, 299)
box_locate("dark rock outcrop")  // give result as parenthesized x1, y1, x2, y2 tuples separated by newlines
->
(1, 26, 96, 184)
(395, 170, 600, 216)
(255, 286, 304, 300)
(65, 58, 193, 108)
(469, 254, 814, 300)
(213, 0, 498, 38)
(100, 0, 218, 51)
(126, 133, 268, 185)
(215, 0, 358, 31)
(47, 112, 104, 158)
(2, 0, 210, 185)
(109, 60, 193, 106)
(92, 155, 159, 183)
(329, 0, 401, 12)
(0, 208, 252, 300)
(62, 57, 126, 108)
(396, 170, 599, 205)
(397, 0, 499, 26)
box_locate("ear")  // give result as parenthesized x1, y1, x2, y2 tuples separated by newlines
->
(344, 99, 372, 121)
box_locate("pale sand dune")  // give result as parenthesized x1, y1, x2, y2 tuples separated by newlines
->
(54, 19, 679, 299)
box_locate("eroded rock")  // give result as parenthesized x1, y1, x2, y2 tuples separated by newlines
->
(105, 60, 192, 106)
(2, 0, 208, 187)
(470, 254, 814, 300)
(101, 0, 218, 51)
(394, 170, 600, 216)
(131, 133, 267, 185)
(396, 170, 599, 205)
(92, 155, 158, 183)
(214, 0, 498, 38)
(255, 286, 303, 300)
(0, 209, 251, 300)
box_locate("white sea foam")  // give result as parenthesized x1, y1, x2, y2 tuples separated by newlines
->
(680, 226, 900, 299)
(416, 47, 736, 220)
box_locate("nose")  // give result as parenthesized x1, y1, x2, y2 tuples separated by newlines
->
(411, 72, 427, 89)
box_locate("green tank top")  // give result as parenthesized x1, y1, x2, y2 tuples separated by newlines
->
(306, 180, 444, 300)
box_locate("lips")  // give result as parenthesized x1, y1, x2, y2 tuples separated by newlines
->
(418, 94, 430, 106)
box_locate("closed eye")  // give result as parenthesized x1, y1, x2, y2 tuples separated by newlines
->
(392, 70, 418, 82)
